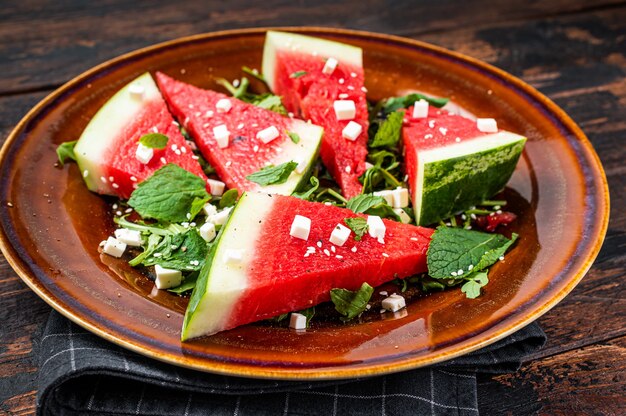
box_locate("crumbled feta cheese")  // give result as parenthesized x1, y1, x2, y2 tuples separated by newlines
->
(154, 265, 182, 289)
(329, 223, 351, 246)
(393, 208, 412, 224)
(216, 98, 232, 113)
(342, 121, 362, 141)
(477, 118, 498, 133)
(373, 190, 394, 206)
(213, 124, 230, 148)
(199, 222, 216, 242)
(207, 178, 225, 196)
(128, 83, 145, 100)
(208, 207, 232, 226)
(322, 57, 338, 75)
(256, 125, 280, 144)
(382, 294, 406, 312)
(333, 100, 356, 121)
(203, 203, 217, 217)
(290, 215, 311, 241)
(391, 187, 409, 208)
(223, 249, 244, 265)
(102, 237, 126, 258)
(289, 313, 307, 330)
(367, 215, 386, 239)
(412, 99, 429, 118)
(292, 156, 307, 174)
(114, 229, 142, 247)
(135, 143, 153, 164)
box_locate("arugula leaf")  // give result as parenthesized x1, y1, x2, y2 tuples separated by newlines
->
(382, 93, 449, 114)
(292, 176, 320, 200)
(369, 110, 404, 149)
(330, 283, 374, 322)
(427, 226, 518, 279)
(128, 164, 210, 223)
(167, 271, 199, 294)
(420, 277, 447, 292)
(56, 141, 77, 166)
(290, 70, 307, 78)
(345, 217, 368, 241)
(246, 161, 298, 186)
(346, 194, 400, 221)
(219, 189, 239, 208)
(141, 229, 208, 271)
(461, 272, 489, 299)
(139, 133, 168, 149)
(287, 131, 300, 144)
(242, 66, 267, 84)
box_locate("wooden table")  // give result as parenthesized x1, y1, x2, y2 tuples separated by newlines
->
(1, 1, 624, 414)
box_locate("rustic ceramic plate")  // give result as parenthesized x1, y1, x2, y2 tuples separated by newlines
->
(0, 27, 609, 379)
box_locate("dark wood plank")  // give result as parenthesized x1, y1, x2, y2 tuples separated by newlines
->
(1, 0, 625, 93)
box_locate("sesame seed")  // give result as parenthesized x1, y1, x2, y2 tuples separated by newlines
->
(116, 210, 122, 216)
(338, 78, 345, 84)
(125, 208, 132, 213)
(180, 146, 186, 153)
(404, 174, 409, 182)
(345, 165, 351, 173)
(83, 170, 89, 178)
(468, 265, 474, 270)
(100, 176, 107, 183)
(457, 269, 463, 275)
(233, 79, 240, 88)
(347, 85, 355, 91)
(324, 249, 330, 256)
(336, 255, 343, 259)
(451, 271, 458, 276)
(195, 112, 201, 117)
(382, 253, 389, 258)
(380, 291, 388, 296)
(112, 204, 118, 209)
(338, 93, 349, 99)
(109, 176, 114, 182)
(304, 252, 310, 257)
(237, 123, 244, 130)
(331, 246, 336, 253)
(160, 157, 167, 164)
(206, 110, 214, 117)
(361, 86, 368, 93)
(351, 246, 357, 253)
(225, 161, 232, 167)
(470, 213, 477, 220)
(410, 237, 418, 241)
(175, 150, 181, 156)
(112, 183, 119, 189)
(186, 213, 191, 220)
(203, 123, 210, 128)
(317, 241, 322, 248)
(171, 144, 178, 151)
(130, 176, 137, 182)
(350, 72, 357, 78)
(428, 120, 436, 128)
(152, 126, 159, 133)
(496, 210, 503, 214)
(191, 155, 199, 160)
(180, 68, 186, 74)
(455, 137, 461, 143)
(424, 134, 433, 139)
(499, 256, 505, 261)
(253, 145, 259, 152)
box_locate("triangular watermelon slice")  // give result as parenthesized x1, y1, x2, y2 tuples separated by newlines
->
(402, 107, 526, 225)
(74, 73, 208, 199)
(182, 192, 433, 340)
(155, 73, 323, 195)
(262, 31, 369, 199)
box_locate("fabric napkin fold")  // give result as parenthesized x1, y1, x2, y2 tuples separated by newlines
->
(37, 311, 545, 416)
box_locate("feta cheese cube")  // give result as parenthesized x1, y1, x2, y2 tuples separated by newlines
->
(342, 121, 362, 141)
(223, 248, 244, 265)
(292, 156, 307, 174)
(477, 118, 498, 133)
(333, 100, 356, 121)
(207, 178, 225, 196)
(367, 215, 386, 239)
(373, 190, 394, 206)
(391, 187, 409, 208)
(329, 223, 351, 246)
(102, 237, 126, 258)
(289, 313, 307, 330)
(154, 264, 182, 289)
(382, 294, 406, 312)
(203, 203, 218, 217)
(393, 208, 412, 224)
(135, 143, 153, 164)
(114, 229, 142, 247)
(208, 207, 232, 226)
(322, 57, 338, 75)
(290, 215, 311, 241)
(412, 99, 429, 118)
(199, 222, 216, 242)
(213, 124, 230, 148)
(256, 125, 280, 144)
(128, 83, 145, 100)
(216, 98, 232, 113)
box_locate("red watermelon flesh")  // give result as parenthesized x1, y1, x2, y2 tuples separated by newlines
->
(182, 192, 433, 339)
(262, 31, 369, 199)
(155, 72, 323, 195)
(74, 72, 208, 199)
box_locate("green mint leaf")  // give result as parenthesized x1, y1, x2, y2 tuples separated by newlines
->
(128, 164, 210, 223)
(167, 270, 199, 294)
(383, 93, 449, 114)
(252, 94, 287, 115)
(345, 217, 368, 241)
(369, 110, 404, 149)
(292, 176, 320, 200)
(245, 161, 298, 186)
(290, 70, 307, 79)
(420, 277, 447, 292)
(129, 233, 163, 267)
(219, 189, 239, 208)
(215, 77, 250, 99)
(427, 226, 518, 279)
(461, 271, 489, 299)
(242, 66, 268, 85)
(139, 133, 168, 149)
(287, 131, 301, 144)
(56, 140, 77, 166)
(299, 307, 316, 326)
(141, 229, 209, 271)
(346, 194, 400, 221)
(330, 283, 374, 322)
(272, 313, 289, 323)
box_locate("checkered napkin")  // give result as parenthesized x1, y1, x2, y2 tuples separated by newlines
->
(37, 311, 545, 416)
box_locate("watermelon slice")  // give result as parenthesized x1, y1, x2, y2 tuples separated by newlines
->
(402, 107, 526, 226)
(262, 31, 369, 199)
(155, 73, 323, 195)
(182, 192, 433, 340)
(74, 73, 208, 199)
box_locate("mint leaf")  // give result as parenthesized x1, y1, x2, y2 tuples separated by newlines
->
(168, 270, 199, 294)
(461, 271, 489, 299)
(369, 110, 404, 149)
(56, 141, 77, 166)
(141, 229, 208, 271)
(330, 283, 374, 322)
(290, 70, 307, 78)
(345, 217, 368, 241)
(253, 94, 287, 114)
(129, 233, 163, 267)
(287, 131, 300, 144)
(219, 189, 239, 208)
(292, 176, 320, 200)
(246, 161, 298, 186)
(299, 307, 315, 326)
(128, 164, 210, 223)
(139, 133, 168, 149)
(383, 93, 449, 114)
(346, 194, 400, 221)
(427, 226, 518, 279)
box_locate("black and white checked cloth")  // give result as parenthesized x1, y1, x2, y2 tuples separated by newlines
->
(37, 311, 545, 415)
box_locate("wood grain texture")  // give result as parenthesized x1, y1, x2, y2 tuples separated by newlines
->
(1, 0, 625, 414)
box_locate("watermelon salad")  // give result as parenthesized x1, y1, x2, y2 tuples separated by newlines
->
(56, 31, 524, 340)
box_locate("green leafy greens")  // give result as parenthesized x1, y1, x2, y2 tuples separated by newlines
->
(330, 283, 374, 322)
(287, 131, 301, 144)
(215, 76, 287, 115)
(218, 189, 239, 208)
(461, 272, 489, 299)
(132, 229, 208, 271)
(382, 93, 449, 114)
(139, 133, 168, 149)
(245, 161, 298, 186)
(290, 70, 307, 79)
(346, 194, 400, 221)
(344, 217, 368, 241)
(56, 141, 77, 166)
(369, 110, 404, 149)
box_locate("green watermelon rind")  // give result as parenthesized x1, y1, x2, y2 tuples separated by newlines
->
(414, 132, 526, 226)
